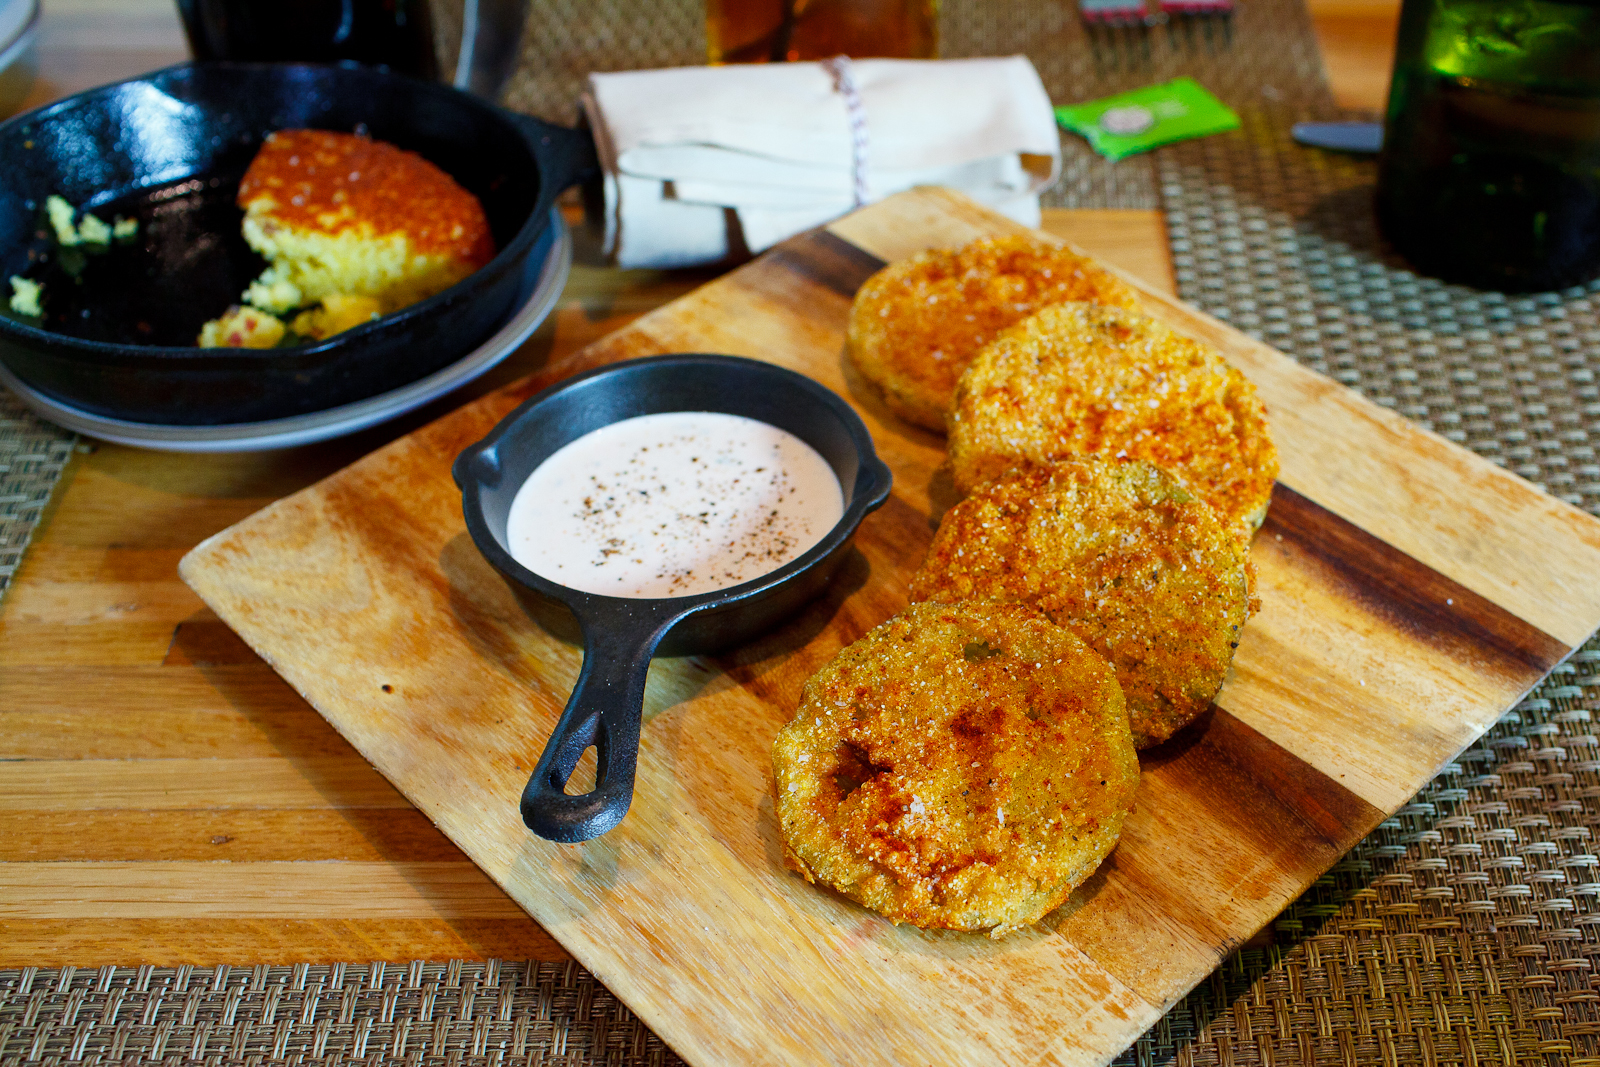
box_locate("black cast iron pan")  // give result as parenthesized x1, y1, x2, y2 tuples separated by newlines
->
(454, 354, 894, 843)
(0, 61, 597, 425)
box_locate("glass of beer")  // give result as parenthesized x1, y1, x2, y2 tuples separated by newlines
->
(1375, 0, 1600, 291)
(707, 0, 939, 64)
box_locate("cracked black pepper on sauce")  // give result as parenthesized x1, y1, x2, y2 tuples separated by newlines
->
(505, 412, 844, 598)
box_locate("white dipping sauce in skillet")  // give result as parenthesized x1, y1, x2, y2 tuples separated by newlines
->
(505, 412, 845, 598)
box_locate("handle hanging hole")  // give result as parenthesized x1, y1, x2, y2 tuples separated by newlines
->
(563, 746, 600, 796)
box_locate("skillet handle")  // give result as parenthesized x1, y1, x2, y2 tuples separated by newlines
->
(504, 113, 601, 221)
(520, 609, 677, 843)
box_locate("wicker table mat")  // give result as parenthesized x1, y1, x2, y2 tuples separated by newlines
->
(10, 1, 1600, 1064)
(0, 390, 75, 603)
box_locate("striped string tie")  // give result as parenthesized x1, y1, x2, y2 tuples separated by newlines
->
(821, 55, 870, 208)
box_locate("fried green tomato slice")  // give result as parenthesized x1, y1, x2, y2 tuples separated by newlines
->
(910, 459, 1254, 748)
(946, 302, 1278, 542)
(771, 600, 1138, 938)
(846, 235, 1142, 433)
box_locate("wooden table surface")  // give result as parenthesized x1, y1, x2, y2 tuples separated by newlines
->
(0, 0, 1400, 968)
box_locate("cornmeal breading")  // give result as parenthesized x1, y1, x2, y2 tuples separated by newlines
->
(772, 600, 1139, 938)
(846, 235, 1142, 432)
(947, 301, 1278, 541)
(910, 459, 1255, 748)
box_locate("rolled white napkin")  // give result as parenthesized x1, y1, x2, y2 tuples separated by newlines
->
(580, 57, 1061, 269)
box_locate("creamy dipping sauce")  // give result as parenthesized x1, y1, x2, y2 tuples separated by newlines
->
(505, 412, 845, 598)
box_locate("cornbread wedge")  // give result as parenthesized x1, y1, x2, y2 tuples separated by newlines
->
(235, 129, 494, 317)
(196, 305, 285, 349)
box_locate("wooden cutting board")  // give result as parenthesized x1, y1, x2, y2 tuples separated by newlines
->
(180, 187, 1600, 1067)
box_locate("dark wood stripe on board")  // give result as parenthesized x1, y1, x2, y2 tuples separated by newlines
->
(767, 229, 888, 299)
(1262, 484, 1570, 679)
(1055, 706, 1387, 996)
(1145, 706, 1387, 851)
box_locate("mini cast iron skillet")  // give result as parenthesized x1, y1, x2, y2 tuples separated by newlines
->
(455, 355, 893, 843)
(0, 61, 597, 425)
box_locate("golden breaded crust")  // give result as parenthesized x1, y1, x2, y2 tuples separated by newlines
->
(947, 302, 1279, 541)
(772, 601, 1138, 938)
(847, 235, 1142, 432)
(910, 460, 1254, 748)
(238, 129, 493, 263)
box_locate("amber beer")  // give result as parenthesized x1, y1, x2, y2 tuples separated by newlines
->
(707, 0, 938, 64)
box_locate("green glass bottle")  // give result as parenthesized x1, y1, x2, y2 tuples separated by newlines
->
(1376, 0, 1600, 291)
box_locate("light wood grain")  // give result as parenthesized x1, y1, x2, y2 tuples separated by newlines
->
(1307, 0, 1402, 112)
(0, 758, 409, 811)
(1040, 211, 1177, 299)
(0, 921, 570, 967)
(0, 863, 527, 919)
(179, 188, 1599, 1067)
(0, 809, 478, 862)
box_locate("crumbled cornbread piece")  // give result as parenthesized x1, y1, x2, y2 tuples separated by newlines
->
(8, 276, 43, 317)
(44, 195, 131, 247)
(291, 293, 382, 341)
(197, 305, 286, 349)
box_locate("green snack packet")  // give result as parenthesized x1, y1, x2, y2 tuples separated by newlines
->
(1055, 77, 1240, 161)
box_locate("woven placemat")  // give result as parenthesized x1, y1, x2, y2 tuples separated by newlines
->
(0, 960, 679, 1066)
(9, 1, 1600, 1064)
(0, 390, 75, 601)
